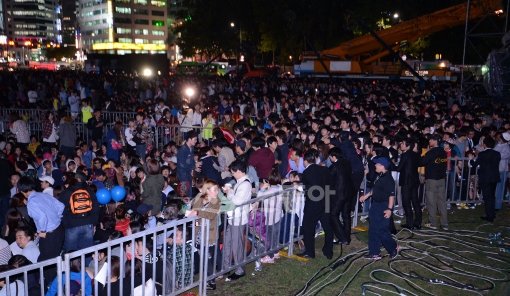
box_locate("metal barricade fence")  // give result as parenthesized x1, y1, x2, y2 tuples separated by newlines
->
(352, 157, 486, 227)
(0, 187, 302, 296)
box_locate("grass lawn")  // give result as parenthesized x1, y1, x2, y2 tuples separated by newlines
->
(207, 205, 510, 296)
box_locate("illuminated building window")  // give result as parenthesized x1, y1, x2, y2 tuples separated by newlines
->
(134, 29, 149, 35)
(134, 38, 149, 44)
(118, 38, 133, 43)
(115, 7, 131, 14)
(133, 0, 147, 4)
(150, 0, 165, 7)
(152, 20, 164, 27)
(116, 27, 131, 34)
(151, 30, 164, 36)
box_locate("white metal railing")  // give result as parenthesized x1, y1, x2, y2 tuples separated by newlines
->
(0, 187, 303, 296)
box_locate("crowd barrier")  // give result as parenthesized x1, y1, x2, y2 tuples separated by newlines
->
(0, 187, 303, 296)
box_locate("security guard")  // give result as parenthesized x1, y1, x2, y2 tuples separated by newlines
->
(359, 157, 398, 260)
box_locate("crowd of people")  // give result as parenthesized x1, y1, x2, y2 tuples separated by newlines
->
(0, 70, 509, 295)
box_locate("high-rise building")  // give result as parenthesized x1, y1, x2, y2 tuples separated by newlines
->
(61, 0, 79, 45)
(3, 0, 59, 43)
(77, 0, 167, 55)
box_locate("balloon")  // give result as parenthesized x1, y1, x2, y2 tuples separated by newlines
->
(96, 188, 111, 205)
(111, 186, 126, 202)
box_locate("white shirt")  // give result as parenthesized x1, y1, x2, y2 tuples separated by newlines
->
(125, 127, 136, 147)
(226, 176, 252, 226)
(10, 241, 40, 263)
(0, 280, 25, 296)
(259, 185, 284, 225)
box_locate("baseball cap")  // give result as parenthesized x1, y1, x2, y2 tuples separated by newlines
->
(39, 176, 55, 186)
(373, 157, 391, 170)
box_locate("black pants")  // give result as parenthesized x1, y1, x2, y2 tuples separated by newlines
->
(330, 198, 351, 243)
(302, 205, 333, 258)
(38, 224, 64, 287)
(480, 182, 497, 220)
(401, 183, 422, 227)
(38, 224, 65, 261)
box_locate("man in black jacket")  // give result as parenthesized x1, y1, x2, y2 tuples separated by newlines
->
(298, 149, 334, 259)
(421, 134, 448, 230)
(58, 175, 100, 251)
(328, 147, 354, 245)
(397, 139, 421, 229)
(469, 136, 501, 222)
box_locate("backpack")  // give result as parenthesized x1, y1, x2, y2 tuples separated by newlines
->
(70, 189, 93, 215)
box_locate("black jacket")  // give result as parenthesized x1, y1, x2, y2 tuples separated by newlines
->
(397, 150, 420, 187)
(421, 147, 447, 180)
(329, 158, 354, 202)
(302, 164, 331, 210)
(58, 183, 100, 228)
(470, 149, 501, 184)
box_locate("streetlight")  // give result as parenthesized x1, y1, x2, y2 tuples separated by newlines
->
(230, 22, 235, 28)
(393, 12, 399, 19)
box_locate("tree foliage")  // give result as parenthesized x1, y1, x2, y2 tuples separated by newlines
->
(176, 0, 480, 64)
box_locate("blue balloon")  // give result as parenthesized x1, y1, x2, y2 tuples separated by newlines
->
(96, 188, 111, 205)
(111, 186, 126, 202)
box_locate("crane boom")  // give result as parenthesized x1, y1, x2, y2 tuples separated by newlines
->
(320, 0, 503, 60)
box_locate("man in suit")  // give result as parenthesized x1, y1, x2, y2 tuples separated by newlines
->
(469, 136, 501, 222)
(298, 149, 334, 259)
(397, 139, 422, 229)
(328, 147, 354, 245)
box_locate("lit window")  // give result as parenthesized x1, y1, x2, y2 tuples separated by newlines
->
(152, 20, 164, 27)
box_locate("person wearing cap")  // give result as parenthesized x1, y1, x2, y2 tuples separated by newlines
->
(39, 176, 55, 196)
(421, 134, 448, 230)
(494, 131, 510, 210)
(359, 157, 398, 260)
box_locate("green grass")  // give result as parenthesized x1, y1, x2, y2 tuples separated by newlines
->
(207, 205, 510, 296)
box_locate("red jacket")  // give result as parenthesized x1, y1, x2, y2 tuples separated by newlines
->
(248, 148, 275, 179)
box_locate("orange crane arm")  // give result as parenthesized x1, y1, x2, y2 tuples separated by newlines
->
(321, 0, 503, 60)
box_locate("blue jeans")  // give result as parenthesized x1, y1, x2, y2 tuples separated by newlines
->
(495, 171, 507, 210)
(64, 224, 94, 252)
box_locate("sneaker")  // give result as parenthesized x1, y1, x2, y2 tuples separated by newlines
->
(442, 226, 449, 231)
(225, 273, 245, 282)
(363, 254, 382, 260)
(254, 261, 262, 272)
(206, 280, 216, 290)
(389, 244, 400, 260)
(260, 255, 275, 264)
(424, 223, 438, 230)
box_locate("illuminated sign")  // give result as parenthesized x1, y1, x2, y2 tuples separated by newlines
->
(92, 42, 166, 51)
(0, 36, 7, 45)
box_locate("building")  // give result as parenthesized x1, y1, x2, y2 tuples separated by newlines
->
(2, 0, 59, 43)
(77, 0, 167, 55)
(62, 0, 79, 46)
